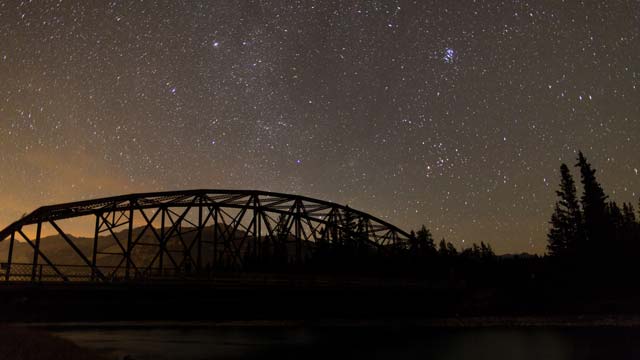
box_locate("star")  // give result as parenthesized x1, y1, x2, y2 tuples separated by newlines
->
(443, 48, 456, 64)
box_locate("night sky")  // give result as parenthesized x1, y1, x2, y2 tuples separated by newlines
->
(0, 1, 638, 254)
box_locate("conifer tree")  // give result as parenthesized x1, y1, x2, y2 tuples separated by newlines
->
(438, 238, 456, 257)
(472, 243, 480, 256)
(409, 230, 418, 256)
(621, 203, 638, 252)
(354, 216, 369, 256)
(607, 202, 623, 231)
(606, 202, 624, 248)
(576, 152, 608, 255)
(548, 203, 569, 256)
(480, 242, 495, 259)
(547, 163, 583, 257)
(622, 203, 637, 225)
(340, 207, 361, 258)
(446, 241, 458, 256)
(340, 207, 357, 246)
(415, 225, 436, 256)
(275, 213, 290, 263)
(438, 238, 448, 256)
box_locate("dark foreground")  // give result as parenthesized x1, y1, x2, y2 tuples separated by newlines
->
(2, 279, 640, 359)
(12, 321, 640, 360)
(0, 325, 107, 360)
(0, 278, 639, 322)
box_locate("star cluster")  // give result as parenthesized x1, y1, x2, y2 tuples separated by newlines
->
(0, 1, 638, 253)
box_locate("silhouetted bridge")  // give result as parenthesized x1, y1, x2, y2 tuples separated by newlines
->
(0, 190, 412, 283)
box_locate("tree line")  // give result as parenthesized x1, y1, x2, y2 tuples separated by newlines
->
(547, 151, 640, 259)
(298, 213, 497, 275)
(408, 225, 495, 261)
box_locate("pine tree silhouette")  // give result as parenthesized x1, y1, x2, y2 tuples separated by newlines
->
(606, 201, 625, 253)
(576, 152, 609, 256)
(340, 207, 360, 260)
(480, 242, 495, 259)
(275, 213, 290, 264)
(621, 202, 639, 254)
(415, 225, 436, 257)
(547, 163, 583, 257)
(438, 238, 457, 257)
(622, 203, 637, 224)
(446, 241, 458, 256)
(607, 201, 623, 229)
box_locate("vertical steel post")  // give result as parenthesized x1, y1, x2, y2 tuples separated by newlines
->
(159, 207, 165, 275)
(213, 207, 218, 268)
(246, 203, 251, 258)
(91, 214, 100, 281)
(5, 231, 15, 281)
(253, 195, 258, 259)
(125, 202, 134, 280)
(257, 209, 262, 259)
(295, 200, 302, 264)
(31, 222, 42, 282)
(197, 199, 203, 271)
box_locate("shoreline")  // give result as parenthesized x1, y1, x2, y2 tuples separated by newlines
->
(13, 315, 640, 329)
(0, 325, 108, 360)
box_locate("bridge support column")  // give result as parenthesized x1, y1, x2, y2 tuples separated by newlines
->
(159, 206, 165, 276)
(91, 215, 100, 281)
(197, 201, 203, 271)
(212, 206, 218, 268)
(252, 195, 258, 260)
(31, 222, 42, 282)
(125, 203, 133, 280)
(295, 200, 302, 265)
(255, 206, 262, 260)
(5, 231, 15, 281)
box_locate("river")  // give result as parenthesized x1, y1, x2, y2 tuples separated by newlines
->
(42, 322, 640, 359)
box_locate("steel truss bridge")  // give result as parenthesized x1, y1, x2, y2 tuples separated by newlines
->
(0, 190, 412, 283)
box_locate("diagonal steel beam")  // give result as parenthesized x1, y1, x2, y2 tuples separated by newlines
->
(50, 220, 106, 281)
(17, 229, 69, 282)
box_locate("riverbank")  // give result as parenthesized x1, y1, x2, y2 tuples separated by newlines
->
(0, 325, 108, 360)
(15, 314, 640, 330)
(6, 316, 640, 360)
(22, 320, 640, 360)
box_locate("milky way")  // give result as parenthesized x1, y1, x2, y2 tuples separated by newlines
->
(0, 1, 638, 253)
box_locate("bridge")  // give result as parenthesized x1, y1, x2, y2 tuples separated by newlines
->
(0, 190, 413, 283)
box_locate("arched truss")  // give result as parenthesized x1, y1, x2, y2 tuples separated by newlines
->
(0, 190, 412, 282)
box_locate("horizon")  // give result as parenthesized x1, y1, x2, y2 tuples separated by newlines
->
(0, 211, 538, 257)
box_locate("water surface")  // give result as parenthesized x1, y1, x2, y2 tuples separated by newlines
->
(46, 322, 640, 360)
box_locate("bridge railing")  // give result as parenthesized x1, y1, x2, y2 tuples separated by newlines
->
(0, 263, 193, 282)
(0, 262, 438, 289)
